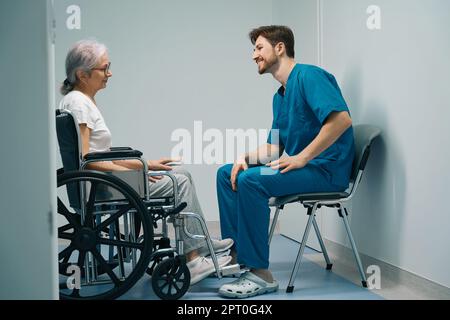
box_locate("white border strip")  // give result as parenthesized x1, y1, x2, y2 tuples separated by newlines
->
(317, 0, 323, 67)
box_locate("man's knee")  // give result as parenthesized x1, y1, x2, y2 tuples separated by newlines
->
(236, 170, 260, 190)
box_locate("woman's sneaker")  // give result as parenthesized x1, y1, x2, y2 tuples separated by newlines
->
(198, 238, 234, 257)
(187, 255, 232, 285)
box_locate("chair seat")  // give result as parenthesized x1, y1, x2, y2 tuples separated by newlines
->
(269, 191, 350, 207)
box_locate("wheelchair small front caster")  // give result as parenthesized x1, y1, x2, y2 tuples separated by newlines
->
(151, 255, 190, 300)
(146, 238, 174, 276)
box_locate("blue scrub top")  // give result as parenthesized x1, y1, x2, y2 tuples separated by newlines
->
(267, 64, 355, 188)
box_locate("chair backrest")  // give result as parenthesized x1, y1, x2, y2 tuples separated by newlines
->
(350, 124, 381, 183)
(56, 109, 82, 209)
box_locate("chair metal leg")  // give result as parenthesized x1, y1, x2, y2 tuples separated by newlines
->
(286, 204, 317, 293)
(268, 207, 281, 245)
(312, 215, 332, 270)
(339, 206, 368, 287)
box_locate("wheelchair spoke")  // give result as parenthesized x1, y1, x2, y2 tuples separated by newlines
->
(173, 266, 185, 281)
(90, 248, 121, 286)
(85, 182, 98, 226)
(171, 280, 181, 292)
(58, 223, 74, 233)
(94, 204, 132, 233)
(77, 249, 86, 268)
(97, 237, 144, 250)
(158, 277, 170, 290)
(59, 244, 75, 261)
(61, 252, 71, 265)
(59, 232, 75, 241)
(57, 198, 81, 229)
(165, 281, 174, 295)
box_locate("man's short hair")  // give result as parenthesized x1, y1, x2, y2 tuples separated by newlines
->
(249, 25, 295, 58)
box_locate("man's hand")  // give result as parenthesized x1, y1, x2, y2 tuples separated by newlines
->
(267, 155, 308, 173)
(231, 157, 249, 191)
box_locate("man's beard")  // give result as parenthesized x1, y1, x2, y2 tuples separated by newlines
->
(258, 56, 277, 74)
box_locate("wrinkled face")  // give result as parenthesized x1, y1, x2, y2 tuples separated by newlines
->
(252, 36, 278, 74)
(86, 53, 112, 91)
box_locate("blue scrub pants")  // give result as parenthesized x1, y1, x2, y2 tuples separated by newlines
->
(216, 163, 346, 270)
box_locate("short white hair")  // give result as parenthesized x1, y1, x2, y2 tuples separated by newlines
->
(60, 39, 108, 95)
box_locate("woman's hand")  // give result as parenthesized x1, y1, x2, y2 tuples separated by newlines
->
(147, 158, 178, 183)
(147, 157, 176, 171)
(267, 155, 308, 174)
(148, 175, 164, 183)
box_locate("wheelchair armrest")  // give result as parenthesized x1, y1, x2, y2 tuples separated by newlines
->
(109, 147, 133, 151)
(84, 149, 143, 161)
(148, 171, 181, 205)
(168, 201, 187, 216)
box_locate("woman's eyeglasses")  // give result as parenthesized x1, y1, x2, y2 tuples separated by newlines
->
(92, 62, 111, 76)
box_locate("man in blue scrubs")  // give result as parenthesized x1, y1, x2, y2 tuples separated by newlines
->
(217, 25, 354, 298)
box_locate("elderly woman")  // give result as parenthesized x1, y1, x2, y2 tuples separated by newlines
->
(59, 39, 232, 285)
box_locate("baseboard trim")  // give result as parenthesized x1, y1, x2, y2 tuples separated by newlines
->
(303, 237, 450, 300)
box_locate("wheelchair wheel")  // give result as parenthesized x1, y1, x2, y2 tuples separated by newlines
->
(151, 256, 190, 300)
(57, 170, 153, 300)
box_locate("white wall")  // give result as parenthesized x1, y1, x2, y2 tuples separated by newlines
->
(318, 0, 450, 288)
(0, 0, 58, 299)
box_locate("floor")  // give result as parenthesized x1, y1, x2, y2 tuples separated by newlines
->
(119, 235, 383, 300)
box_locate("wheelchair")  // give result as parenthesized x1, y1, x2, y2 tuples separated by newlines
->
(56, 109, 239, 300)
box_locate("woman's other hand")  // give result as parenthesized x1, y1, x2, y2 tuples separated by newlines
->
(147, 158, 176, 171)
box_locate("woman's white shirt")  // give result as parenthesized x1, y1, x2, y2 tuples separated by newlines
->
(59, 90, 112, 153)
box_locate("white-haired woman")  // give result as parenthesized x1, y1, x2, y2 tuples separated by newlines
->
(59, 39, 232, 285)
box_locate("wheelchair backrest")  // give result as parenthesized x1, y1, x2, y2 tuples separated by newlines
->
(56, 109, 82, 209)
(56, 109, 82, 171)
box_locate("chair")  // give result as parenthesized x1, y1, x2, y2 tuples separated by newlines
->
(268, 124, 381, 293)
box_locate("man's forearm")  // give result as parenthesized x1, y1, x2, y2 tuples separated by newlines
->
(243, 143, 282, 166)
(297, 111, 352, 162)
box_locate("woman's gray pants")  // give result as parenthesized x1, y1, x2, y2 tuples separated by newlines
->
(148, 166, 206, 253)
